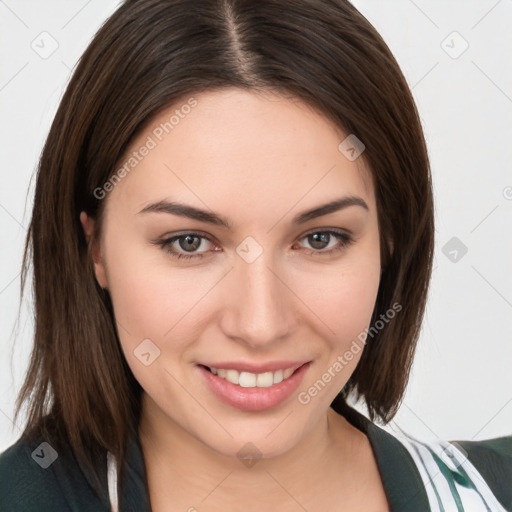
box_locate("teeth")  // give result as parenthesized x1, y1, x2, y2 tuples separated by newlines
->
(240, 372, 257, 387)
(283, 368, 294, 379)
(209, 366, 298, 387)
(225, 369, 239, 385)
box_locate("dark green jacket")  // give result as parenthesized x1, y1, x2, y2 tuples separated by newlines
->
(1, 396, 511, 511)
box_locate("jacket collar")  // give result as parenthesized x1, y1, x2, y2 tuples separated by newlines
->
(330, 394, 431, 511)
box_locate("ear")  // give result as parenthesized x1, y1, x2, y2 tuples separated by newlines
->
(79, 211, 108, 289)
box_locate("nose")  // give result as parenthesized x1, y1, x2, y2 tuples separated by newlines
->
(219, 249, 297, 348)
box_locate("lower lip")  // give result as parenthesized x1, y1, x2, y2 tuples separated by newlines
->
(196, 362, 311, 412)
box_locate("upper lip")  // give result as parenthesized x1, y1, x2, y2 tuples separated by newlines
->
(199, 360, 310, 374)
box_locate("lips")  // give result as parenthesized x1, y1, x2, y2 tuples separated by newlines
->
(196, 361, 312, 411)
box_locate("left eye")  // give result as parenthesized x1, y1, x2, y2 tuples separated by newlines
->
(155, 229, 354, 261)
(296, 230, 354, 255)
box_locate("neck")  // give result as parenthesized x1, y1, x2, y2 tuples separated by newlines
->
(138, 392, 369, 510)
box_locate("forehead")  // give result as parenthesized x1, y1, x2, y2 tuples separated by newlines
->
(104, 88, 375, 220)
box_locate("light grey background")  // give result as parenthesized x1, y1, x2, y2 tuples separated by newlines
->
(1, 0, 511, 452)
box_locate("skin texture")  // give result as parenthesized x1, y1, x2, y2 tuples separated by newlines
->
(80, 88, 389, 511)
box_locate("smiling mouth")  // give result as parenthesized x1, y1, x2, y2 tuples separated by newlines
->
(196, 361, 312, 411)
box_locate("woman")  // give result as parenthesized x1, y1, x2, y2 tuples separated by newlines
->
(0, 0, 510, 511)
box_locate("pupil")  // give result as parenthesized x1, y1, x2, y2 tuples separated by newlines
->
(180, 235, 200, 251)
(310, 233, 329, 249)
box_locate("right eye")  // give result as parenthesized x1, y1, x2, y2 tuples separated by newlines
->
(155, 232, 217, 260)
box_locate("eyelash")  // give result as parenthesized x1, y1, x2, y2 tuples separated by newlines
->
(154, 229, 354, 261)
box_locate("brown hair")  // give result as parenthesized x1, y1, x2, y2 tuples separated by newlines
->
(14, 0, 434, 498)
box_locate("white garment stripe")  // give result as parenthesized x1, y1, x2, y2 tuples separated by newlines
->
(421, 442, 491, 512)
(106, 451, 119, 512)
(437, 442, 503, 512)
(412, 440, 464, 511)
(405, 439, 444, 512)
(389, 426, 507, 512)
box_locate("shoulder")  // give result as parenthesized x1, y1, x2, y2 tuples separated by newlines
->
(392, 431, 512, 512)
(330, 398, 512, 512)
(455, 436, 512, 511)
(0, 430, 110, 512)
(0, 434, 67, 511)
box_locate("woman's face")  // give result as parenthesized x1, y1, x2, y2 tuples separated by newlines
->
(82, 88, 381, 458)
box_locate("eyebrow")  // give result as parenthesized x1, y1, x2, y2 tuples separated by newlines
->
(137, 195, 369, 229)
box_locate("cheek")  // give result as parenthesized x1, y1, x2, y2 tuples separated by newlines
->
(107, 268, 210, 346)
(293, 261, 381, 408)
(103, 257, 213, 396)
(310, 267, 381, 352)
(101, 233, 210, 359)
